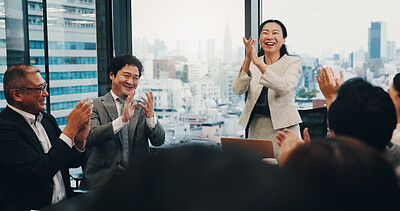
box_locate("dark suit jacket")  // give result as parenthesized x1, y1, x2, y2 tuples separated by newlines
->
(81, 91, 165, 190)
(0, 106, 82, 210)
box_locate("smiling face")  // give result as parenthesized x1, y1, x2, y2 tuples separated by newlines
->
(19, 72, 49, 115)
(259, 22, 286, 56)
(110, 64, 140, 99)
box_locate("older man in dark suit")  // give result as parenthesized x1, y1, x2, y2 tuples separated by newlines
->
(0, 64, 92, 210)
(81, 55, 165, 190)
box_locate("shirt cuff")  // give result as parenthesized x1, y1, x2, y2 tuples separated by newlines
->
(113, 116, 129, 134)
(146, 115, 157, 130)
(59, 133, 74, 148)
(74, 145, 86, 152)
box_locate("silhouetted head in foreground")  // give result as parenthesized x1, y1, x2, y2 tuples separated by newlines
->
(91, 145, 322, 211)
(282, 138, 400, 210)
(329, 78, 396, 151)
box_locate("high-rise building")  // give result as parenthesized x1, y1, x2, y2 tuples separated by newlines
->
(153, 39, 167, 59)
(223, 20, 232, 62)
(205, 38, 215, 60)
(153, 59, 176, 79)
(176, 40, 188, 57)
(351, 48, 367, 69)
(0, 0, 98, 128)
(368, 21, 387, 59)
(387, 41, 397, 61)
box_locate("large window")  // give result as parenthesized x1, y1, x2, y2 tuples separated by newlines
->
(0, 0, 6, 111)
(263, 0, 400, 108)
(0, 0, 98, 127)
(28, 0, 98, 128)
(132, 0, 245, 145)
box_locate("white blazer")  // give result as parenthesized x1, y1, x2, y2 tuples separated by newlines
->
(232, 54, 302, 130)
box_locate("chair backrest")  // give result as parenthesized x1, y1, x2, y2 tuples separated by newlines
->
(298, 107, 328, 140)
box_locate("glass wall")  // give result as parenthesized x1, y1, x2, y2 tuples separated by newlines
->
(132, 0, 245, 146)
(0, 0, 98, 128)
(45, 0, 97, 127)
(262, 0, 400, 109)
(0, 0, 6, 111)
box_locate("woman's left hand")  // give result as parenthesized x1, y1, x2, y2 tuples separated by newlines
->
(249, 43, 262, 66)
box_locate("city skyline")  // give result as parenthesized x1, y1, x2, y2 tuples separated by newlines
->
(132, 0, 400, 59)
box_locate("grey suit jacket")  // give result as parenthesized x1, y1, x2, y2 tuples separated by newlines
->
(81, 91, 165, 190)
(232, 55, 302, 130)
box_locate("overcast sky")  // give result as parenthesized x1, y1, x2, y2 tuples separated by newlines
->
(132, 0, 400, 58)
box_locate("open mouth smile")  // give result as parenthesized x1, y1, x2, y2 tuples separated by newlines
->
(265, 42, 276, 46)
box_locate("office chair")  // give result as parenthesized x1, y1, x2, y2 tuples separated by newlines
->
(298, 107, 328, 140)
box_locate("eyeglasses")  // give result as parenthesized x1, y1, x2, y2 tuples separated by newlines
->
(16, 83, 48, 94)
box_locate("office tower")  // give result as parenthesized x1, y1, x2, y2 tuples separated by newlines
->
(153, 59, 176, 79)
(205, 38, 215, 60)
(176, 40, 188, 57)
(387, 41, 396, 61)
(153, 39, 167, 59)
(368, 21, 387, 59)
(187, 62, 207, 80)
(197, 39, 204, 60)
(351, 48, 367, 69)
(223, 20, 232, 62)
(300, 55, 319, 91)
(0, 1, 98, 127)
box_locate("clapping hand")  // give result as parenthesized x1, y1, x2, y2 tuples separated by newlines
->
(276, 128, 310, 166)
(139, 91, 155, 118)
(316, 66, 344, 109)
(121, 90, 137, 123)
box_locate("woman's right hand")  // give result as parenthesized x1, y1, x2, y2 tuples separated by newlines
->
(241, 36, 257, 74)
(243, 36, 257, 60)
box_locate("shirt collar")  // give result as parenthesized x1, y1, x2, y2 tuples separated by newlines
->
(8, 104, 43, 125)
(110, 90, 120, 102)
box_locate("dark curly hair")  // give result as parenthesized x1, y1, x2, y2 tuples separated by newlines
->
(108, 54, 143, 78)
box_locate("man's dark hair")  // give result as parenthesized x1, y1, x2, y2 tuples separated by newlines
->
(108, 54, 143, 78)
(328, 78, 396, 151)
(283, 138, 399, 210)
(3, 64, 40, 103)
(392, 72, 400, 97)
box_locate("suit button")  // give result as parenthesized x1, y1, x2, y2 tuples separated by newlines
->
(49, 183, 54, 189)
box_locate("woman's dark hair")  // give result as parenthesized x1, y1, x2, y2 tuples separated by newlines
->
(257, 19, 288, 57)
(393, 73, 400, 97)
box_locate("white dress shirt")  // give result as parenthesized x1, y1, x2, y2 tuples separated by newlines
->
(110, 91, 157, 135)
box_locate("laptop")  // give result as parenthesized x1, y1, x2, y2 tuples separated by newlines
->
(220, 137, 274, 159)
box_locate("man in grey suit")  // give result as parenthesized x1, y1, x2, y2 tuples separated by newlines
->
(81, 55, 165, 190)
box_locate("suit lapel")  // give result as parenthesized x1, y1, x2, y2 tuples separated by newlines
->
(3, 107, 44, 153)
(99, 92, 142, 148)
(101, 92, 119, 121)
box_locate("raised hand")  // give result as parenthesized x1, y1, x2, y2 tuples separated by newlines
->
(241, 36, 258, 74)
(121, 90, 137, 123)
(316, 66, 344, 109)
(243, 36, 257, 60)
(139, 91, 155, 118)
(276, 128, 306, 166)
(74, 117, 90, 151)
(63, 97, 93, 141)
